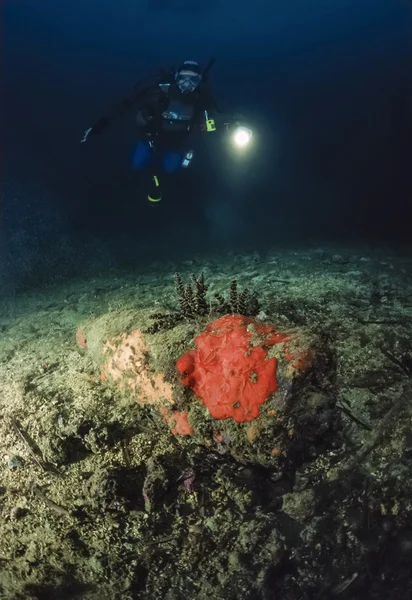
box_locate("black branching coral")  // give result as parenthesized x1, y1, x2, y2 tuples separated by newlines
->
(215, 279, 260, 316)
(174, 273, 260, 318)
(174, 272, 209, 317)
(144, 272, 261, 333)
(229, 280, 260, 315)
(192, 272, 209, 316)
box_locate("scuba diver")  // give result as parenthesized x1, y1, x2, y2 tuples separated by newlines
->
(81, 58, 252, 204)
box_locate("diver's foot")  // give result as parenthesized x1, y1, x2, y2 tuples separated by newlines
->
(147, 175, 162, 205)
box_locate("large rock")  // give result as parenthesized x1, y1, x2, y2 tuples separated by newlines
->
(76, 310, 338, 467)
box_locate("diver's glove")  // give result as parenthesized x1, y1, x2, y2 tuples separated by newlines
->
(80, 127, 93, 144)
(80, 117, 109, 143)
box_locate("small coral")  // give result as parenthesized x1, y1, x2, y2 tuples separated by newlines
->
(229, 280, 238, 312)
(147, 273, 262, 336)
(192, 272, 209, 315)
(143, 312, 183, 334)
(174, 272, 259, 320)
(174, 272, 209, 318)
(227, 280, 260, 315)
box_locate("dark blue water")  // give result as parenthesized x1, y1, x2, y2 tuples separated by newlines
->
(2, 0, 412, 290)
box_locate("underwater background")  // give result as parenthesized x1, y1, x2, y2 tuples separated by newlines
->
(1, 2, 412, 600)
(2, 0, 412, 293)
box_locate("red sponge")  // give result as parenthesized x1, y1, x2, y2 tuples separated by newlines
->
(176, 315, 287, 423)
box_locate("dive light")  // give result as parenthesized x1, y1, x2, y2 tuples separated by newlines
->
(233, 126, 252, 147)
(225, 118, 253, 148)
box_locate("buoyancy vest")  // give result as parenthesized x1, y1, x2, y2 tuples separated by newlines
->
(158, 83, 196, 134)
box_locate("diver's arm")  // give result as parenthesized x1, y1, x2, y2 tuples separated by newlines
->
(199, 86, 241, 131)
(192, 88, 223, 134)
(200, 87, 223, 117)
(198, 107, 229, 135)
(80, 89, 143, 142)
(89, 85, 159, 135)
(198, 85, 255, 136)
(203, 111, 251, 135)
(80, 75, 166, 142)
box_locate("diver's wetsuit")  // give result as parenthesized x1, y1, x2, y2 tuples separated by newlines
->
(90, 69, 219, 173)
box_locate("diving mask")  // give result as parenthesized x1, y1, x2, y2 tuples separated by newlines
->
(175, 70, 202, 93)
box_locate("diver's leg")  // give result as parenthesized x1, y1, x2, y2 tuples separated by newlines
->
(147, 173, 162, 205)
(131, 140, 152, 170)
(147, 146, 164, 205)
(162, 151, 184, 175)
(131, 139, 162, 204)
(147, 150, 182, 204)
